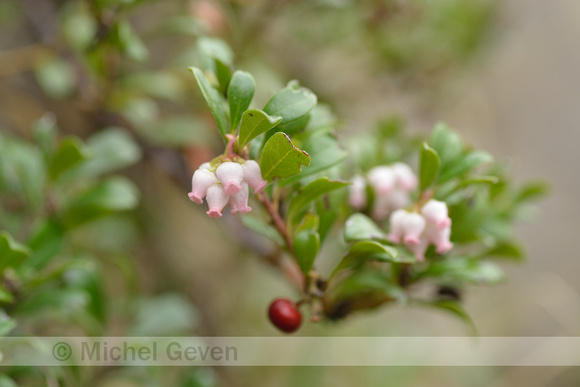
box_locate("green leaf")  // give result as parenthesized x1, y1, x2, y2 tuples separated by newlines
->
(293, 214, 320, 274)
(240, 215, 284, 246)
(65, 262, 106, 325)
(259, 132, 310, 181)
(333, 241, 412, 276)
(0, 285, 14, 303)
(0, 136, 46, 209)
(0, 232, 30, 274)
(0, 375, 18, 387)
(62, 2, 97, 51)
(34, 56, 76, 99)
(49, 137, 87, 180)
(429, 123, 463, 165)
(33, 113, 57, 155)
(286, 178, 349, 229)
(484, 242, 524, 261)
(238, 109, 281, 150)
(26, 220, 64, 270)
(418, 257, 505, 285)
(516, 181, 549, 202)
(114, 19, 148, 62)
(436, 175, 499, 201)
(214, 58, 232, 95)
(344, 213, 386, 243)
(63, 177, 139, 228)
(228, 70, 255, 132)
(0, 310, 16, 336)
(305, 104, 338, 133)
(74, 128, 141, 177)
(281, 132, 348, 185)
(189, 67, 229, 140)
(419, 142, 441, 192)
(263, 83, 317, 131)
(438, 150, 493, 183)
(334, 270, 406, 303)
(197, 36, 233, 67)
(416, 300, 476, 335)
(317, 196, 340, 244)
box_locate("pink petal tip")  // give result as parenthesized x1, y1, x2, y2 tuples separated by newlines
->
(224, 183, 241, 195)
(206, 210, 223, 218)
(188, 192, 203, 204)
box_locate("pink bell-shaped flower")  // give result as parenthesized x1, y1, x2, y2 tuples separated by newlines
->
(229, 182, 252, 214)
(367, 166, 396, 194)
(407, 236, 429, 262)
(205, 184, 229, 218)
(387, 209, 408, 244)
(242, 160, 268, 193)
(427, 224, 453, 254)
(348, 175, 367, 210)
(402, 212, 426, 246)
(421, 199, 451, 230)
(216, 162, 244, 195)
(188, 169, 217, 204)
(392, 162, 418, 191)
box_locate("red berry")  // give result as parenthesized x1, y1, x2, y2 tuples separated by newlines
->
(268, 298, 302, 333)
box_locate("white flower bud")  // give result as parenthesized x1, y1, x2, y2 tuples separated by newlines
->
(199, 162, 211, 170)
(229, 182, 252, 214)
(392, 162, 417, 191)
(188, 169, 217, 204)
(367, 166, 396, 194)
(402, 212, 426, 246)
(242, 160, 268, 193)
(205, 184, 229, 218)
(216, 162, 244, 195)
(421, 199, 451, 230)
(348, 175, 367, 209)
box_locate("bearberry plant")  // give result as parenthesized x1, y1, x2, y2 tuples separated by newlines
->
(186, 44, 545, 333)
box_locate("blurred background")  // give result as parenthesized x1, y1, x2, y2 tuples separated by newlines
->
(0, 0, 578, 385)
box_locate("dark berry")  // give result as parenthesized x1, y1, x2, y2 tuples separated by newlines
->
(268, 298, 302, 333)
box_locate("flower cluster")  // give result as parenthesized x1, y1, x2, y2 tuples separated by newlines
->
(387, 199, 453, 261)
(188, 160, 267, 218)
(348, 163, 418, 220)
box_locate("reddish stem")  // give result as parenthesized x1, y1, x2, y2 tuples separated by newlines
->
(256, 192, 305, 290)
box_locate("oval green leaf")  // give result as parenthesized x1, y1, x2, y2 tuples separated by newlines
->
(238, 109, 281, 149)
(189, 67, 229, 140)
(344, 213, 386, 243)
(419, 142, 441, 192)
(259, 132, 310, 181)
(228, 70, 255, 132)
(264, 84, 317, 129)
(286, 178, 349, 230)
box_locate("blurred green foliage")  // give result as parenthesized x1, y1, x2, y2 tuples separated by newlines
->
(0, 0, 544, 385)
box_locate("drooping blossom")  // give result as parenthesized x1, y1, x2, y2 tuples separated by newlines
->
(348, 162, 418, 220)
(229, 182, 252, 214)
(387, 200, 453, 261)
(188, 158, 268, 217)
(242, 160, 268, 193)
(216, 162, 244, 195)
(348, 175, 367, 210)
(205, 184, 229, 218)
(421, 199, 451, 229)
(188, 169, 217, 204)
